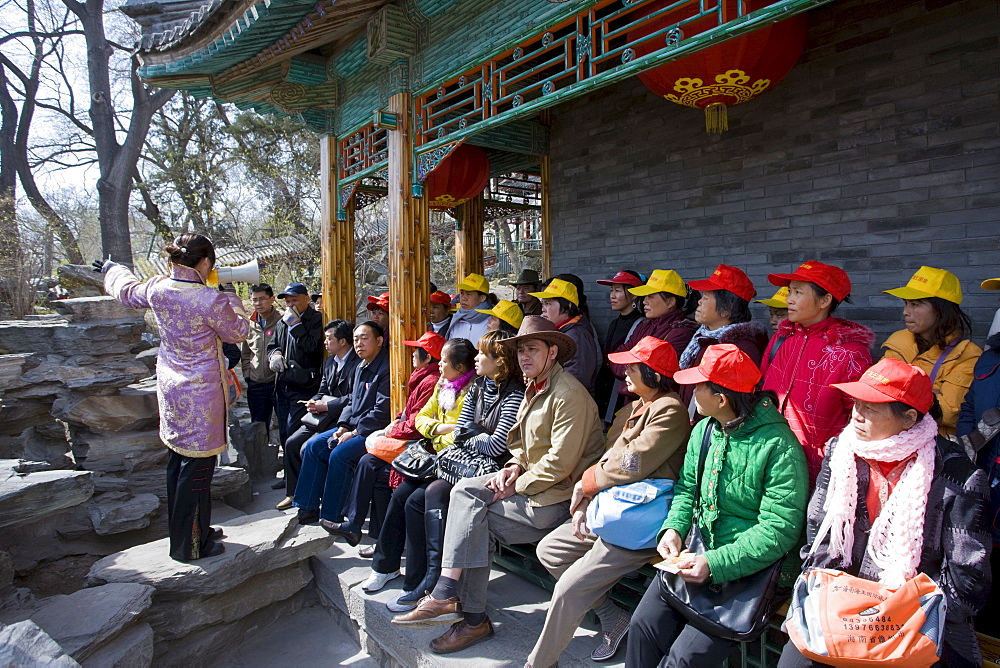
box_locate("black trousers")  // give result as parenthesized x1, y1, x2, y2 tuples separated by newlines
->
(340, 453, 392, 536)
(625, 575, 737, 668)
(282, 424, 315, 495)
(166, 450, 217, 562)
(246, 379, 277, 431)
(372, 477, 453, 590)
(274, 382, 311, 448)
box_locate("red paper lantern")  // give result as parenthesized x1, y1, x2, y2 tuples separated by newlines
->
(425, 144, 491, 209)
(632, 0, 808, 133)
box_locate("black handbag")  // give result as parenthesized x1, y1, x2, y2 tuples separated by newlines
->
(437, 443, 500, 485)
(300, 395, 337, 432)
(390, 438, 438, 482)
(436, 378, 512, 484)
(657, 423, 785, 642)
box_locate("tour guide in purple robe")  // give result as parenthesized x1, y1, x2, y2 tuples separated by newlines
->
(97, 232, 250, 562)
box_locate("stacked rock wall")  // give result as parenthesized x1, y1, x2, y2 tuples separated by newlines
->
(0, 295, 249, 586)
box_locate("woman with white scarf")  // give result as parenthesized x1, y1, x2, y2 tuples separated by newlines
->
(778, 358, 991, 668)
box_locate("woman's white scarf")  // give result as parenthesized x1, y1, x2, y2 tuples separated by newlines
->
(810, 414, 938, 588)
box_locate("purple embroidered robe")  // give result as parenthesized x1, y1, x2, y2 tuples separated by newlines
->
(105, 264, 250, 458)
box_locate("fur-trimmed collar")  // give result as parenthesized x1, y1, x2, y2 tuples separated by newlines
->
(715, 321, 768, 344)
(776, 317, 875, 348)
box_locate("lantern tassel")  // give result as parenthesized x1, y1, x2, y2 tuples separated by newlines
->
(705, 102, 728, 134)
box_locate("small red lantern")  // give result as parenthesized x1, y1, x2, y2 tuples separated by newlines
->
(425, 144, 491, 209)
(633, 0, 808, 133)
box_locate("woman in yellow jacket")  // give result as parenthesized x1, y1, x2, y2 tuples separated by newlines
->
(415, 337, 479, 451)
(881, 266, 981, 436)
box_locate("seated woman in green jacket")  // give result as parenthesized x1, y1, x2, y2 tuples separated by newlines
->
(626, 344, 809, 667)
(526, 336, 690, 667)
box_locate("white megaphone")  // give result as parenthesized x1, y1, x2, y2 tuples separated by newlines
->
(208, 259, 261, 285)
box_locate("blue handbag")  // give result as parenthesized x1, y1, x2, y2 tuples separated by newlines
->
(586, 478, 674, 550)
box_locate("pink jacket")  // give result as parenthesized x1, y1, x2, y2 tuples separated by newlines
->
(761, 317, 874, 481)
(106, 264, 249, 458)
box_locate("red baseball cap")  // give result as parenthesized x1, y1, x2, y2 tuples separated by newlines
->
(672, 344, 762, 393)
(430, 290, 452, 306)
(688, 264, 757, 302)
(607, 336, 680, 378)
(831, 358, 933, 414)
(366, 292, 390, 311)
(596, 271, 644, 288)
(401, 331, 446, 361)
(767, 261, 852, 302)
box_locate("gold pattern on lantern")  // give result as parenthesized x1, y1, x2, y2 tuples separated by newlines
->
(432, 194, 458, 206)
(665, 69, 771, 108)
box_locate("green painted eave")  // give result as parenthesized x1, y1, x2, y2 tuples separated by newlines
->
(138, 0, 318, 79)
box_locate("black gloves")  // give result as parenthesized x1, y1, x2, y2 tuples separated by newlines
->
(91, 258, 116, 273)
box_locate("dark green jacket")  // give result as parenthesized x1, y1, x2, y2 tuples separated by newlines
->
(661, 396, 808, 583)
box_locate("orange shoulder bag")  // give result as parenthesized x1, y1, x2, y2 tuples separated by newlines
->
(783, 568, 946, 667)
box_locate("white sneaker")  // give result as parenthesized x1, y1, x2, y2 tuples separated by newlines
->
(361, 570, 400, 593)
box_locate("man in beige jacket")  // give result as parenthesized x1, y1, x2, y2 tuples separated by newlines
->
(392, 316, 605, 654)
(240, 283, 282, 433)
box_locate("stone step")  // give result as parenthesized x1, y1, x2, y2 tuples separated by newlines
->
(310, 540, 627, 668)
(0, 460, 94, 530)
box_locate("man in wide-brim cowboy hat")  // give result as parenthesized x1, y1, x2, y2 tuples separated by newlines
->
(391, 316, 605, 654)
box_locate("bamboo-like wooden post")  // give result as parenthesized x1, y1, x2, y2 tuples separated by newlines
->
(540, 154, 553, 279)
(387, 93, 431, 414)
(319, 135, 356, 325)
(454, 192, 485, 280)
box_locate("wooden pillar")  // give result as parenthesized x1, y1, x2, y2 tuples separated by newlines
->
(454, 192, 485, 280)
(540, 154, 552, 279)
(319, 136, 355, 324)
(387, 92, 431, 414)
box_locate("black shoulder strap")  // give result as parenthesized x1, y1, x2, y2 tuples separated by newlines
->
(768, 334, 788, 364)
(694, 422, 715, 513)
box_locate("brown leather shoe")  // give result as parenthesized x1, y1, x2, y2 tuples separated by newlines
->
(391, 595, 462, 626)
(429, 618, 494, 654)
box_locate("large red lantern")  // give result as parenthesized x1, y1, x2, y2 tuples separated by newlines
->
(632, 0, 808, 133)
(425, 144, 491, 209)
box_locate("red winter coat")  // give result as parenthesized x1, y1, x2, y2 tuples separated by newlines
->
(386, 363, 440, 440)
(610, 310, 698, 384)
(760, 317, 874, 481)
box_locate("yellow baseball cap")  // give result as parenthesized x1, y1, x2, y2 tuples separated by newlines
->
(884, 266, 963, 305)
(982, 278, 1000, 290)
(628, 269, 687, 298)
(755, 286, 789, 308)
(476, 299, 524, 329)
(530, 278, 579, 305)
(456, 273, 489, 294)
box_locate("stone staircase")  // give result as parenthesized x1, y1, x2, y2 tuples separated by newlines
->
(0, 477, 631, 667)
(310, 539, 628, 668)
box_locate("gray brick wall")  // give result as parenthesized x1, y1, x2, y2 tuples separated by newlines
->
(548, 0, 1000, 351)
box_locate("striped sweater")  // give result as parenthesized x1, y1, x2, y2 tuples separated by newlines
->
(455, 377, 524, 459)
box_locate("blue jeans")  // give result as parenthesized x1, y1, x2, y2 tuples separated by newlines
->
(293, 433, 368, 521)
(284, 426, 338, 496)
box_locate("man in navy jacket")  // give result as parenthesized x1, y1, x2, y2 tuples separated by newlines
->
(292, 321, 391, 525)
